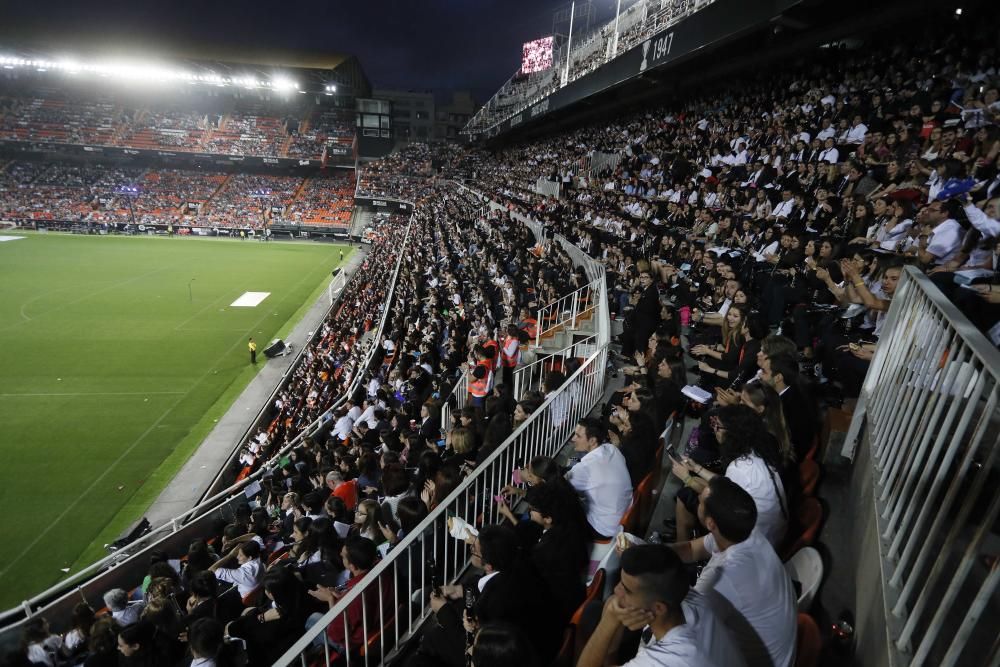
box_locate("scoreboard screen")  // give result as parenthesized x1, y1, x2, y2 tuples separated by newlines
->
(521, 36, 554, 74)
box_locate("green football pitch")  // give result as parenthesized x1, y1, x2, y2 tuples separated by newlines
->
(0, 233, 350, 608)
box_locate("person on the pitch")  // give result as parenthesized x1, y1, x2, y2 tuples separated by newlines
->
(249, 338, 257, 364)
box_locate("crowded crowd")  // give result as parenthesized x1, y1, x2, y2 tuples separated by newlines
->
(8, 6, 1000, 667)
(0, 93, 352, 160)
(0, 161, 353, 229)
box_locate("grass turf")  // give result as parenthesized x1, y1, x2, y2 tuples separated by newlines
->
(0, 233, 349, 608)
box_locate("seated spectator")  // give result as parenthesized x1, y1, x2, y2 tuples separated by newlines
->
(566, 418, 634, 539)
(670, 477, 797, 667)
(208, 541, 264, 600)
(469, 623, 540, 667)
(670, 405, 788, 547)
(226, 565, 308, 667)
(306, 536, 384, 659)
(578, 544, 746, 667)
(83, 617, 120, 667)
(412, 524, 560, 667)
(103, 588, 143, 627)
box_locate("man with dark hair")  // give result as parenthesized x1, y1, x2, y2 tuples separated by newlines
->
(762, 355, 817, 460)
(306, 536, 382, 659)
(413, 525, 559, 667)
(670, 477, 797, 667)
(188, 617, 224, 667)
(578, 544, 745, 667)
(567, 417, 633, 539)
(208, 540, 263, 599)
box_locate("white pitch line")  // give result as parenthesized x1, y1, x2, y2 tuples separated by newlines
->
(0, 391, 186, 398)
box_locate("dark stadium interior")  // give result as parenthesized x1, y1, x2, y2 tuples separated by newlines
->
(1, 0, 999, 666)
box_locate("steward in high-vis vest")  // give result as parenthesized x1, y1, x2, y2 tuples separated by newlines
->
(466, 345, 494, 408)
(500, 324, 522, 387)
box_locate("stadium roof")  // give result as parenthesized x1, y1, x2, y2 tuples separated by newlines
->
(0, 32, 371, 96)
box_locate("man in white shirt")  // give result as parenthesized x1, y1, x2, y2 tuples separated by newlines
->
(815, 118, 836, 141)
(912, 200, 964, 266)
(566, 418, 634, 538)
(842, 115, 868, 145)
(818, 137, 839, 164)
(578, 544, 747, 667)
(209, 541, 264, 599)
(669, 477, 797, 667)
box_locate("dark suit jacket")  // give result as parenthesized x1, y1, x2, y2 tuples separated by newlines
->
(780, 383, 817, 460)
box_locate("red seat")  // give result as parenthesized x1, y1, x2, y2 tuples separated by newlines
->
(635, 471, 658, 537)
(794, 613, 822, 667)
(619, 494, 641, 535)
(781, 498, 824, 561)
(799, 460, 820, 497)
(241, 586, 262, 607)
(571, 568, 606, 660)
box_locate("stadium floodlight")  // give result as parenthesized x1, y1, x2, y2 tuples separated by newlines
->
(271, 76, 297, 92)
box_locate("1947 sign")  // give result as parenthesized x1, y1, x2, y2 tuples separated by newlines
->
(640, 31, 675, 72)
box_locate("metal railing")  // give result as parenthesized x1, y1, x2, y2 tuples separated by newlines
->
(513, 333, 598, 399)
(439, 373, 468, 436)
(842, 267, 1000, 667)
(534, 176, 561, 199)
(0, 206, 416, 635)
(534, 280, 599, 347)
(274, 345, 610, 667)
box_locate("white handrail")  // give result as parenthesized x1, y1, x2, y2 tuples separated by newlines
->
(842, 266, 1000, 667)
(534, 279, 599, 346)
(272, 345, 610, 667)
(513, 333, 598, 399)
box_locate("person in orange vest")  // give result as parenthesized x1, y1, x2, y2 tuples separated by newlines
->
(500, 324, 522, 387)
(517, 307, 538, 341)
(466, 345, 494, 409)
(482, 332, 500, 373)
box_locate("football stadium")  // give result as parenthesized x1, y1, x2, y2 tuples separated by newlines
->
(0, 0, 998, 666)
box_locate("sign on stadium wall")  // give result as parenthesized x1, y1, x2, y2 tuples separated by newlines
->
(0, 140, 324, 169)
(354, 197, 413, 213)
(469, 0, 801, 142)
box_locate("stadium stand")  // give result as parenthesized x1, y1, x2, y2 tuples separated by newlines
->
(0, 93, 353, 160)
(0, 162, 355, 230)
(4, 4, 999, 667)
(284, 171, 356, 227)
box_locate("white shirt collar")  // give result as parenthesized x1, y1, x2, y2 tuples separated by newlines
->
(478, 570, 500, 592)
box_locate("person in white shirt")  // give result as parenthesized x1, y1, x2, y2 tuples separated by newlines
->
(816, 118, 836, 141)
(103, 588, 144, 626)
(331, 406, 355, 442)
(566, 418, 634, 538)
(209, 541, 264, 599)
(818, 137, 839, 164)
(578, 544, 747, 667)
(842, 115, 868, 145)
(671, 406, 787, 548)
(670, 477, 797, 667)
(911, 200, 964, 266)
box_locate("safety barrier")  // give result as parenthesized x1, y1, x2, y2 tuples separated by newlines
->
(513, 333, 599, 399)
(534, 280, 599, 347)
(843, 267, 1000, 667)
(273, 345, 610, 666)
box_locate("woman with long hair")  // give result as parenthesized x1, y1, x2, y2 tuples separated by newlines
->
(690, 304, 747, 385)
(670, 405, 787, 546)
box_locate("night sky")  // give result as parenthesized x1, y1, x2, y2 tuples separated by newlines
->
(0, 0, 619, 102)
